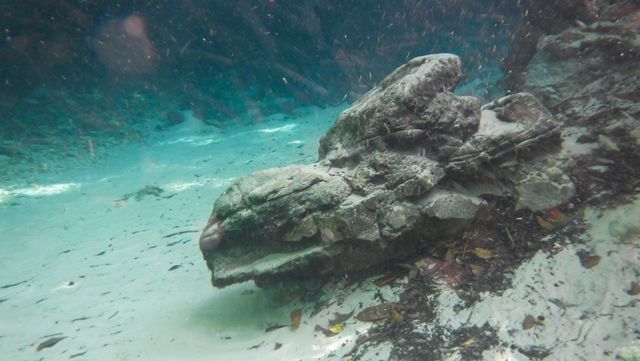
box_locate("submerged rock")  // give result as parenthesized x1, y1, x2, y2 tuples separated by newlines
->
(200, 54, 560, 288)
(515, 167, 575, 211)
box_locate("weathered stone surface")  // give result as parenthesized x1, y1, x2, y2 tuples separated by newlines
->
(508, 13, 640, 210)
(318, 54, 480, 166)
(502, 0, 602, 74)
(447, 93, 558, 174)
(515, 167, 576, 211)
(200, 54, 560, 288)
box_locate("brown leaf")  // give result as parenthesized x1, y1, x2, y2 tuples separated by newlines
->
(578, 252, 601, 269)
(473, 247, 492, 260)
(627, 281, 640, 296)
(290, 309, 302, 328)
(314, 324, 335, 337)
(330, 309, 355, 327)
(414, 257, 464, 285)
(536, 216, 555, 231)
(522, 314, 537, 330)
(390, 308, 403, 322)
(546, 208, 567, 223)
(444, 247, 456, 263)
(461, 336, 476, 348)
(469, 264, 484, 276)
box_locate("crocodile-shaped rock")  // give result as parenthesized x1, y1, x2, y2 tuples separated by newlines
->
(199, 54, 559, 288)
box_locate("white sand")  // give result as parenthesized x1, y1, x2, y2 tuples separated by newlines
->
(432, 201, 640, 360)
(0, 105, 399, 361)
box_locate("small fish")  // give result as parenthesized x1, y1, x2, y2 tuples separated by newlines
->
(36, 336, 66, 351)
(356, 303, 394, 322)
(373, 274, 397, 287)
(265, 324, 288, 333)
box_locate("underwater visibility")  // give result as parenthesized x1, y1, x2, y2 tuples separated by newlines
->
(1, 1, 640, 360)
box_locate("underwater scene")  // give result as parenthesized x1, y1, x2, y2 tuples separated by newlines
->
(1, 1, 639, 360)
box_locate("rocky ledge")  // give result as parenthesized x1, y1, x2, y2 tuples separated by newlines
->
(198, 54, 565, 288)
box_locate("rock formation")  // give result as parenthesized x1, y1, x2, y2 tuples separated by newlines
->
(503, 0, 640, 77)
(358, 12, 640, 361)
(510, 8, 640, 206)
(199, 54, 561, 288)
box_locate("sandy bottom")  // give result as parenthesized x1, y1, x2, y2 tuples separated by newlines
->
(1, 105, 638, 361)
(0, 105, 397, 361)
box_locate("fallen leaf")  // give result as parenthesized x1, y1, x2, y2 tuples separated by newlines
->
(578, 252, 601, 269)
(444, 247, 456, 263)
(627, 281, 640, 296)
(546, 208, 567, 223)
(414, 257, 464, 285)
(469, 264, 484, 276)
(290, 309, 302, 328)
(461, 336, 476, 347)
(474, 247, 492, 260)
(314, 324, 333, 336)
(390, 308, 403, 322)
(373, 274, 397, 287)
(536, 216, 555, 231)
(522, 314, 537, 330)
(328, 323, 345, 335)
(330, 309, 354, 327)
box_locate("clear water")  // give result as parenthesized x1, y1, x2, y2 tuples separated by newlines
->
(1, 2, 639, 360)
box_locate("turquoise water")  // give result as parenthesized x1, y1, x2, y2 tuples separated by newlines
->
(1, 2, 639, 361)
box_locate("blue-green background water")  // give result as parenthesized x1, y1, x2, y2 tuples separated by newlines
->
(0, 0, 521, 187)
(2, 1, 639, 360)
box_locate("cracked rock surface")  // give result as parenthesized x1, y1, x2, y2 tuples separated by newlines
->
(200, 54, 559, 288)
